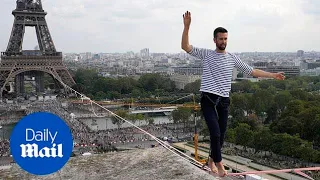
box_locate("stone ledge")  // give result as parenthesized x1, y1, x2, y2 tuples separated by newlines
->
(0, 147, 216, 180)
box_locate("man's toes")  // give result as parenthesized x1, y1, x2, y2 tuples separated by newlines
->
(210, 166, 218, 173)
(218, 169, 227, 177)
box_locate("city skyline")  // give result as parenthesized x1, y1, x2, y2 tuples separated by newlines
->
(0, 0, 320, 53)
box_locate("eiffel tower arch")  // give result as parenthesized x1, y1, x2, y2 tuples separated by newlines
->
(0, 0, 75, 99)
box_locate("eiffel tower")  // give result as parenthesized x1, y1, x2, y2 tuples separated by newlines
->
(0, 0, 75, 99)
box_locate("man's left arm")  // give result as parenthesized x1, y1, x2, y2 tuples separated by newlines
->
(234, 55, 285, 80)
(251, 69, 285, 80)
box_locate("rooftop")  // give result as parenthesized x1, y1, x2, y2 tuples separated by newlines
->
(0, 147, 218, 180)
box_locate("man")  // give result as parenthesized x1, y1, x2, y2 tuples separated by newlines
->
(181, 11, 285, 177)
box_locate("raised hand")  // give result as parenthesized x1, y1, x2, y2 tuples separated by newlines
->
(183, 11, 191, 28)
(273, 72, 286, 80)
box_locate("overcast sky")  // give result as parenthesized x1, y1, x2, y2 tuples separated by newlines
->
(0, 0, 319, 53)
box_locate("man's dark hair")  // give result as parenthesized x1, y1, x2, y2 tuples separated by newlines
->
(213, 27, 228, 38)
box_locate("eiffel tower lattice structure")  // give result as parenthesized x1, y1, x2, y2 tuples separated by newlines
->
(0, 0, 75, 99)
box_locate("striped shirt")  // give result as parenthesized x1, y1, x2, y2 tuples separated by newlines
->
(188, 46, 253, 97)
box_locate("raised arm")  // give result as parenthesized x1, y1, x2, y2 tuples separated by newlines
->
(181, 11, 192, 52)
(251, 69, 285, 80)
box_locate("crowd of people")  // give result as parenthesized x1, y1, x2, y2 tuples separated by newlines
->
(72, 123, 193, 153)
(25, 100, 92, 145)
(0, 99, 194, 158)
(87, 124, 191, 144)
(0, 139, 9, 157)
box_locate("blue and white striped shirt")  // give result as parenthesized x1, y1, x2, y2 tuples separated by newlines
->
(188, 46, 253, 97)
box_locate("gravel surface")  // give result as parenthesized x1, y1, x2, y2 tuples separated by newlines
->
(0, 147, 219, 180)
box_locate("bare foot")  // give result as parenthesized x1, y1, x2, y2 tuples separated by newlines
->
(208, 157, 218, 173)
(216, 162, 228, 177)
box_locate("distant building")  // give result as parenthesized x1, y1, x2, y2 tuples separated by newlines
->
(300, 61, 308, 70)
(152, 53, 165, 57)
(93, 54, 100, 60)
(299, 61, 320, 70)
(174, 66, 239, 80)
(170, 75, 201, 90)
(173, 66, 202, 75)
(85, 52, 92, 60)
(297, 50, 304, 57)
(256, 66, 300, 76)
(140, 48, 150, 58)
(161, 58, 172, 64)
(253, 61, 276, 67)
(300, 68, 320, 76)
(307, 62, 320, 69)
(253, 61, 300, 76)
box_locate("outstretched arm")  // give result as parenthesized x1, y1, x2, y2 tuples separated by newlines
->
(234, 55, 285, 80)
(181, 11, 192, 52)
(251, 69, 285, 80)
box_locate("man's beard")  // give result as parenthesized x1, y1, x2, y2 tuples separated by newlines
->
(217, 44, 227, 51)
(218, 45, 226, 50)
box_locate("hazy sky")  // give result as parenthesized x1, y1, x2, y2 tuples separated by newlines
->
(0, 0, 319, 53)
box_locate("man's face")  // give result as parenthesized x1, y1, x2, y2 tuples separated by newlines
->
(214, 32, 228, 50)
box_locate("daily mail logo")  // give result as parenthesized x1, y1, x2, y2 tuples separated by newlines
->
(10, 112, 73, 175)
(21, 129, 62, 158)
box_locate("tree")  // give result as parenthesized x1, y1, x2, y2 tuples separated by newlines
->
(74, 68, 99, 94)
(230, 93, 247, 120)
(271, 133, 305, 158)
(253, 127, 273, 155)
(184, 80, 201, 93)
(252, 89, 274, 117)
(138, 73, 175, 92)
(275, 116, 302, 135)
(111, 110, 128, 128)
(118, 77, 137, 94)
(241, 80, 253, 93)
(313, 114, 320, 146)
(132, 114, 144, 125)
(267, 85, 277, 95)
(148, 118, 154, 125)
(231, 80, 253, 93)
(297, 146, 315, 164)
(308, 82, 320, 92)
(246, 113, 260, 130)
(234, 123, 254, 150)
(280, 100, 304, 117)
(298, 107, 320, 141)
(225, 128, 236, 143)
(237, 72, 243, 78)
(271, 100, 304, 135)
(315, 151, 320, 163)
(290, 89, 309, 101)
(171, 107, 192, 132)
(108, 91, 121, 100)
(131, 89, 142, 98)
(286, 80, 299, 90)
(94, 91, 107, 101)
(257, 79, 277, 90)
(274, 91, 292, 113)
(272, 80, 286, 90)
(92, 77, 108, 94)
(265, 104, 278, 124)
